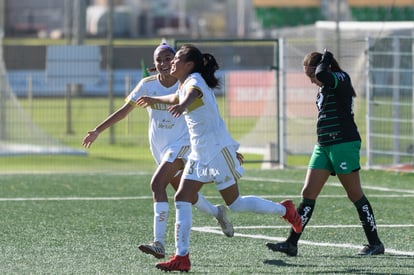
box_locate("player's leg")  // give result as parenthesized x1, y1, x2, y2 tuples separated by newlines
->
(139, 159, 183, 258)
(172, 163, 234, 237)
(211, 147, 301, 232)
(267, 168, 329, 256)
(267, 145, 332, 256)
(335, 141, 384, 255)
(156, 178, 202, 272)
(339, 171, 384, 255)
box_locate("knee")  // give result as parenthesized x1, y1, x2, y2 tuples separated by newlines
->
(150, 179, 167, 194)
(228, 196, 243, 212)
(174, 190, 197, 204)
(301, 187, 319, 200)
(174, 191, 183, 202)
(345, 186, 364, 202)
(348, 192, 364, 203)
(301, 189, 313, 200)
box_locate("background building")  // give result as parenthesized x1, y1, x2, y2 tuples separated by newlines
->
(4, 0, 414, 39)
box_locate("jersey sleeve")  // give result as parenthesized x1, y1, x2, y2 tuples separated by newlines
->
(185, 75, 204, 97)
(125, 80, 146, 104)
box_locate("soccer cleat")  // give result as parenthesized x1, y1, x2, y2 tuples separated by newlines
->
(138, 241, 165, 259)
(357, 243, 385, 256)
(266, 241, 298, 257)
(216, 204, 234, 237)
(155, 253, 191, 272)
(280, 199, 302, 234)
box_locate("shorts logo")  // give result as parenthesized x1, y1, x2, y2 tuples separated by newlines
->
(197, 167, 220, 177)
(339, 162, 347, 170)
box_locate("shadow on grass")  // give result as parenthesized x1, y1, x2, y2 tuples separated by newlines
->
(263, 254, 414, 275)
(263, 259, 310, 267)
(309, 271, 407, 275)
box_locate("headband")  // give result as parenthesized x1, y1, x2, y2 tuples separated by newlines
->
(154, 43, 176, 55)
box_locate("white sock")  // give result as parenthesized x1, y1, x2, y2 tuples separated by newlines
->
(193, 193, 218, 217)
(154, 202, 169, 246)
(228, 195, 285, 216)
(175, 201, 192, 256)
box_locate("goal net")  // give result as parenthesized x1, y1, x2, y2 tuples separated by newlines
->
(0, 57, 86, 156)
(366, 35, 414, 169)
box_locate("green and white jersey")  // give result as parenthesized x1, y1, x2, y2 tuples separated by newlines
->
(315, 71, 361, 146)
(126, 74, 189, 164)
(177, 73, 239, 164)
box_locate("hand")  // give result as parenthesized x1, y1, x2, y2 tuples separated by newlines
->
(321, 48, 333, 64)
(236, 152, 244, 165)
(136, 96, 156, 108)
(168, 104, 186, 117)
(82, 130, 99, 148)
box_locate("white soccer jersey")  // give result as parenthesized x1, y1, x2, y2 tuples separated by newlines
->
(177, 73, 239, 164)
(126, 74, 190, 164)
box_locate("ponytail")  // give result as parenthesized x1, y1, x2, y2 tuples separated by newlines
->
(201, 53, 219, 88)
(304, 51, 356, 97)
(179, 44, 220, 89)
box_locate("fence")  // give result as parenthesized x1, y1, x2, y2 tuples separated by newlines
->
(174, 39, 280, 167)
(366, 36, 414, 169)
(279, 23, 414, 171)
(1, 32, 414, 170)
(1, 40, 282, 165)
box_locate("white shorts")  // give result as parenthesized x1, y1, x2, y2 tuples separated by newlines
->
(182, 146, 244, 191)
(152, 144, 190, 165)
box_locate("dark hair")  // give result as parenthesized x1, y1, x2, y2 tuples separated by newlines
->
(303, 51, 355, 97)
(179, 44, 220, 88)
(303, 52, 342, 72)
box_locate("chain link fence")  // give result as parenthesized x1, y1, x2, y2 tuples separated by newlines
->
(2, 28, 414, 169)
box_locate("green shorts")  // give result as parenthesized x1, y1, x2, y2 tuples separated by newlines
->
(308, 141, 361, 175)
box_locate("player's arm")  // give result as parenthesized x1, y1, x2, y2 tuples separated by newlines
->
(315, 49, 335, 87)
(136, 94, 178, 107)
(168, 87, 201, 118)
(82, 102, 135, 148)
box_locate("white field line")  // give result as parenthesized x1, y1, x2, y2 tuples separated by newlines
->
(243, 176, 414, 194)
(0, 196, 153, 202)
(1, 178, 412, 257)
(1, 193, 414, 202)
(191, 226, 414, 256)
(1, 174, 412, 195)
(0, 171, 154, 176)
(0, 176, 413, 202)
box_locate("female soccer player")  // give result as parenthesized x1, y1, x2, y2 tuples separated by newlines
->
(137, 44, 302, 272)
(266, 49, 384, 256)
(82, 43, 234, 260)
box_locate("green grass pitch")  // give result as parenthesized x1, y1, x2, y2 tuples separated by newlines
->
(0, 168, 413, 274)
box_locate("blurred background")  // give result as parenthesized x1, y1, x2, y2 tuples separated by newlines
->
(3, 0, 414, 39)
(1, 0, 414, 172)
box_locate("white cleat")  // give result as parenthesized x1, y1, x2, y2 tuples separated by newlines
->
(216, 204, 234, 237)
(138, 241, 165, 259)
